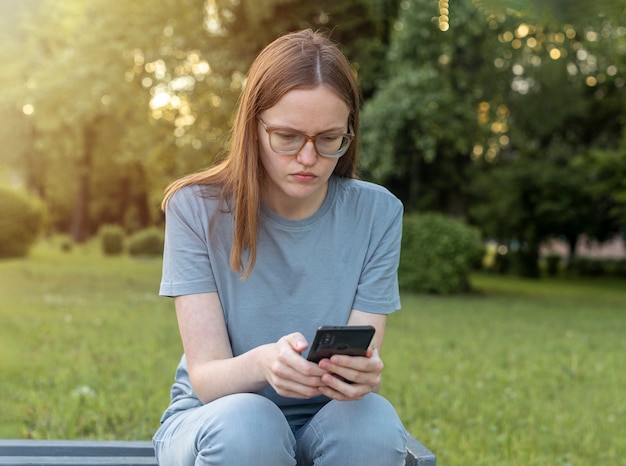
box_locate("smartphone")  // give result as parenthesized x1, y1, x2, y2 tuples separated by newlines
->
(306, 325, 375, 363)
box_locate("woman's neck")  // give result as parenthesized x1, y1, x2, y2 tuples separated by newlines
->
(261, 182, 329, 220)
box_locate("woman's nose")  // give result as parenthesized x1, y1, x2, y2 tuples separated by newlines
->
(296, 140, 318, 165)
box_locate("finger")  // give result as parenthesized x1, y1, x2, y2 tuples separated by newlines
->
(318, 374, 370, 401)
(282, 332, 309, 354)
(270, 339, 328, 386)
(273, 377, 323, 399)
(319, 356, 382, 388)
(329, 350, 383, 371)
(267, 359, 325, 398)
(321, 355, 383, 377)
(271, 356, 327, 385)
(275, 343, 327, 378)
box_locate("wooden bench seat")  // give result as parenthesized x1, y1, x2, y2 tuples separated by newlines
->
(0, 435, 435, 465)
(0, 440, 156, 466)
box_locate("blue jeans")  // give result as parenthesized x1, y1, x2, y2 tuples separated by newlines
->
(153, 393, 407, 466)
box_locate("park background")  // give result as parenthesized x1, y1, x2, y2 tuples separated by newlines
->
(0, 0, 625, 465)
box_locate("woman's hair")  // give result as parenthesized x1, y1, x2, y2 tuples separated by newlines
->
(162, 29, 361, 278)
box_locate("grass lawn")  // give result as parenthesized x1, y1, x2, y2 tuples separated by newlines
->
(384, 274, 625, 466)
(0, 241, 624, 465)
(0, 241, 180, 440)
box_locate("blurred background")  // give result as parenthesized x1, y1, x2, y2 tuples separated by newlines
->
(1, 0, 625, 273)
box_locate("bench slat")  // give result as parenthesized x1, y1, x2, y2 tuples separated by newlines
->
(0, 441, 157, 466)
(0, 441, 154, 457)
(0, 457, 157, 466)
(0, 436, 435, 465)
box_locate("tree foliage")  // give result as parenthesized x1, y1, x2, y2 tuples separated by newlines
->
(359, 0, 626, 276)
(1, 0, 185, 239)
(0, 0, 625, 267)
(573, 130, 626, 231)
(468, 0, 626, 274)
(360, 0, 513, 214)
(0, 0, 386, 241)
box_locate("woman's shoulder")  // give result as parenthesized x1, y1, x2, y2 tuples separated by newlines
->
(165, 182, 227, 215)
(334, 177, 403, 211)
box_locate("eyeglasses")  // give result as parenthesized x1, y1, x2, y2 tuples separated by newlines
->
(258, 117, 354, 158)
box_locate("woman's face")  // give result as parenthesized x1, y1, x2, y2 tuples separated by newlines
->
(258, 86, 350, 220)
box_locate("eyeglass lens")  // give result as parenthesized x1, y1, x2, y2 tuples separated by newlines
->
(270, 130, 350, 157)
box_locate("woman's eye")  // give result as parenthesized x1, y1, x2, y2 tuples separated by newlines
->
(275, 131, 299, 141)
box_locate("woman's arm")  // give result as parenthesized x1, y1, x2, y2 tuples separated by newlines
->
(175, 292, 327, 404)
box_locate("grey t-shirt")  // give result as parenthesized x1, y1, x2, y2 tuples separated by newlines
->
(159, 175, 403, 427)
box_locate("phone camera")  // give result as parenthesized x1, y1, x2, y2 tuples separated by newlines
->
(321, 333, 334, 345)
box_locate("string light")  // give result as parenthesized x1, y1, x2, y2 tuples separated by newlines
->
(438, 0, 449, 31)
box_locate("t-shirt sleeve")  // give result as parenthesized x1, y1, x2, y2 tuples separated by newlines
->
(159, 187, 218, 297)
(352, 196, 403, 314)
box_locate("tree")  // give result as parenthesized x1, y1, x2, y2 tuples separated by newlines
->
(360, 0, 514, 216)
(573, 129, 626, 235)
(0, 0, 209, 239)
(470, 152, 605, 276)
(1, 0, 389, 240)
(469, 0, 626, 275)
(3, 0, 624, 253)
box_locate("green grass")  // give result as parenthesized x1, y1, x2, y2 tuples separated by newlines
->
(0, 241, 180, 440)
(383, 274, 626, 466)
(1, 242, 624, 465)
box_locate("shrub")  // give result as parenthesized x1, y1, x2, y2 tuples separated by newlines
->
(569, 257, 626, 277)
(0, 186, 44, 258)
(128, 227, 164, 257)
(612, 259, 626, 277)
(99, 225, 125, 256)
(399, 213, 484, 294)
(59, 236, 74, 253)
(570, 256, 606, 276)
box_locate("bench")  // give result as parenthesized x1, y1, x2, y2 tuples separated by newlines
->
(0, 434, 435, 465)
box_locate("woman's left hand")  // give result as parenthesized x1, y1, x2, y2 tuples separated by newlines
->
(316, 348, 383, 401)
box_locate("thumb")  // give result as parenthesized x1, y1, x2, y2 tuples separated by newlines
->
(285, 332, 309, 354)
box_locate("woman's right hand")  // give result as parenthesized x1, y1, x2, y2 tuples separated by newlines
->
(259, 332, 328, 399)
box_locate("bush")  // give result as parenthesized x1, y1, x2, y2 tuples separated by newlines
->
(569, 257, 626, 277)
(0, 186, 44, 258)
(399, 213, 484, 294)
(128, 227, 164, 257)
(99, 225, 125, 256)
(612, 259, 626, 277)
(48, 234, 74, 253)
(59, 236, 74, 253)
(570, 256, 606, 276)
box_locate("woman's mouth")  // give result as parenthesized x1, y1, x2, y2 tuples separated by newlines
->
(292, 172, 316, 182)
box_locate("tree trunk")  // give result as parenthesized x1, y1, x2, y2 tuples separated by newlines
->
(564, 233, 578, 268)
(133, 162, 152, 229)
(23, 126, 47, 201)
(70, 120, 99, 242)
(517, 242, 541, 278)
(446, 190, 466, 218)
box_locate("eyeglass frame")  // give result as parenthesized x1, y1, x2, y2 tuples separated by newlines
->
(258, 117, 354, 159)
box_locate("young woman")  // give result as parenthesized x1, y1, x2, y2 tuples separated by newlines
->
(153, 29, 407, 465)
